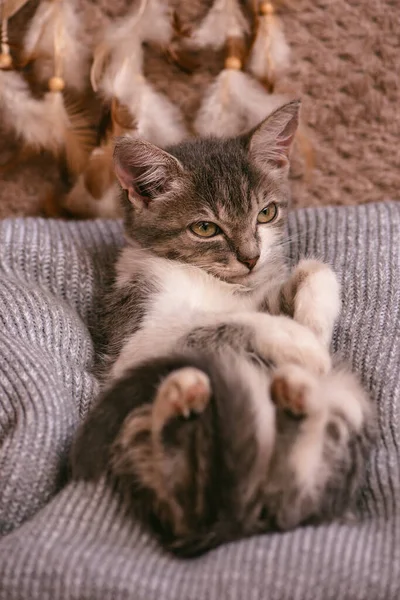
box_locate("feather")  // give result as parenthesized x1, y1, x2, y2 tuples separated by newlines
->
(24, 0, 90, 92)
(99, 49, 144, 102)
(1, 0, 30, 20)
(64, 175, 121, 219)
(62, 93, 98, 176)
(102, 64, 187, 148)
(69, 98, 137, 208)
(75, 78, 187, 214)
(0, 70, 96, 172)
(83, 145, 115, 200)
(125, 77, 188, 148)
(194, 67, 288, 137)
(247, 3, 290, 86)
(0, 69, 67, 150)
(111, 96, 137, 137)
(187, 0, 249, 50)
(91, 0, 173, 94)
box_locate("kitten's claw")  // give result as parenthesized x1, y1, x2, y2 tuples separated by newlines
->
(152, 367, 211, 432)
(270, 365, 319, 417)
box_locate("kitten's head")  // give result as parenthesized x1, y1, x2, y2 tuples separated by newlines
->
(113, 100, 300, 285)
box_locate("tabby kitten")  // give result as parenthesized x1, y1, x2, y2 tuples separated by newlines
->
(72, 101, 375, 555)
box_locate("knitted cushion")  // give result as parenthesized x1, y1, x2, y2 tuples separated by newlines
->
(0, 203, 399, 600)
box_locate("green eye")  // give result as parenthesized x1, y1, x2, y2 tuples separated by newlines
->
(190, 221, 220, 238)
(257, 202, 278, 224)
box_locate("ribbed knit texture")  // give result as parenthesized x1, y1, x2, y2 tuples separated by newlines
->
(0, 203, 399, 599)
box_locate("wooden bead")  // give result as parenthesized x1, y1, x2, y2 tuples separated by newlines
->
(0, 53, 12, 69)
(225, 56, 242, 70)
(260, 2, 274, 16)
(48, 76, 65, 92)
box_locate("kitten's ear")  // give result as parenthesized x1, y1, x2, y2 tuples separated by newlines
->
(113, 136, 184, 208)
(247, 99, 301, 171)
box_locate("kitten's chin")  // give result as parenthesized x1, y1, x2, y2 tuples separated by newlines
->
(213, 271, 252, 287)
(205, 266, 265, 289)
(223, 271, 263, 289)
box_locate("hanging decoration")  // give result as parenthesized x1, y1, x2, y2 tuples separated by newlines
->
(247, 1, 290, 91)
(194, 0, 288, 138)
(0, 0, 32, 68)
(0, 0, 96, 177)
(186, 0, 249, 51)
(0, 0, 300, 218)
(65, 0, 188, 217)
(24, 0, 90, 91)
(91, 0, 187, 148)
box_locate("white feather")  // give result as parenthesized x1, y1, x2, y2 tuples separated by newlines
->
(103, 0, 172, 48)
(23, 0, 90, 92)
(121, 77, 187, 148)
(91, 0, 172, 94)
(64, 175, 121, 219)
(0, 70, 68, 150)
(99, 50, 144, 101)
(247, 13, 290, 82)
(187, 0, 249, 50)
(194, 69, 288, 137)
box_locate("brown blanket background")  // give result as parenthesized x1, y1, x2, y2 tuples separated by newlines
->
(0, 0, 398, 218)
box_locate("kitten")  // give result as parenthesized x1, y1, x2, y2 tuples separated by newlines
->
(72, 332, 374, 556)
(72, 101, 375, 555)
(97, 100, 338, 378)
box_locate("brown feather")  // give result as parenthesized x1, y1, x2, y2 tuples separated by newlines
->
(62, 92, 98, 177)
(295, 125, 315, 181)
(83, 145, 115, 200)
(111, 97, 137, 137)
(1, 0, 31, 20)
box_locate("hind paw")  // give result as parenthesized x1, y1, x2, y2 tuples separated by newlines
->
(270, 365, 319, 417)
(152, 367, 211, 433)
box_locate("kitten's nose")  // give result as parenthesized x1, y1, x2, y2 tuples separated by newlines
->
(238, 255, 260, 271)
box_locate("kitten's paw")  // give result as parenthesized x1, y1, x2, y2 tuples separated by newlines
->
(281, 259, 341, 348)
(270, 365, 319, 417)
(153, 368, 211, 432)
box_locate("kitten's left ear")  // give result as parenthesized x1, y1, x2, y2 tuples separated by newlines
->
(113, 136, 184, 208)
(246, 99, 301, 171)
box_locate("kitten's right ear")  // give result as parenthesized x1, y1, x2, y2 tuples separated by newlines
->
(113, 136, 184, 208)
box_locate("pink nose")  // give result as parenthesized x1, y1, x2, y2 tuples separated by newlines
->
(239, 255, 259, 271)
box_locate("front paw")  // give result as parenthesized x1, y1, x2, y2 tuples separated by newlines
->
(152, 367, 211, 434)
(282, 259, 341, 348)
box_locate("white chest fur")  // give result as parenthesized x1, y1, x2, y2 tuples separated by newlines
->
(111, 246, 283, 379)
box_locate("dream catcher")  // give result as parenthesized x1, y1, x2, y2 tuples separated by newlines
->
(0, 0, 96, 181)
(0, 0, 296, 217)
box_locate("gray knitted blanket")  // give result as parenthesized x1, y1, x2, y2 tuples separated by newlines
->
(0, 203, 399, 599)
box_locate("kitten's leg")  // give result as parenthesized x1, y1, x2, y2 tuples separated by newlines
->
(280, 259, 341, 347)
(150, 367, 212, 535)
(111, 303, 332, 383)
(271, 364, 328, 489)
(112, 367, 212, 537)
(233, 313, 332, 376)
(152, 368, 211, 434)
(111, 368, 210, 483)
(184, 313, 332, 376)
(266, 364, 374, 530)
